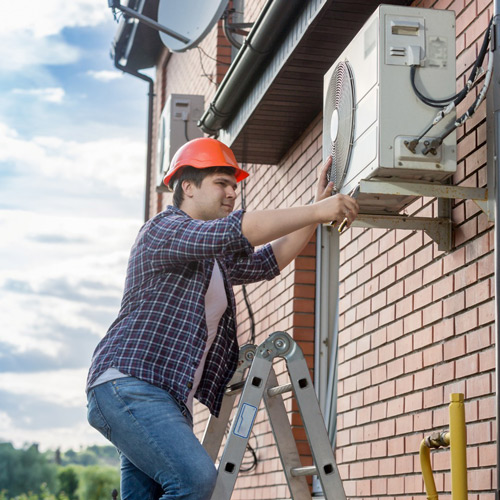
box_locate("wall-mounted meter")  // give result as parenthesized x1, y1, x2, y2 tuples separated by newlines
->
(156, 93, 204, 191)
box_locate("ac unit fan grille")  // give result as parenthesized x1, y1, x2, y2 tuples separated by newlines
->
(325, 60, 355, 191)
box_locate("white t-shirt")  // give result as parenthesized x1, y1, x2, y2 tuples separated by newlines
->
(186, 260, 228, 414)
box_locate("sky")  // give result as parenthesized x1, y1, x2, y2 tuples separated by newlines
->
(0, 1, 151, 450)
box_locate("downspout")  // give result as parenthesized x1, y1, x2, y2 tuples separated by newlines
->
(493, 2, 500, 499)
(115, 62, 155, 222)
(198, 0, 305, 136)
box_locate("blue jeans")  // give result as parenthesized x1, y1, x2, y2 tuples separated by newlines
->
(87, 377, 217, 500)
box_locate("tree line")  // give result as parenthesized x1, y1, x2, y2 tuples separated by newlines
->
(0, 443, 120, 500)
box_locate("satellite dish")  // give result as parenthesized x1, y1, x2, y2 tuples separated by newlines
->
(157, 0, 229, 52)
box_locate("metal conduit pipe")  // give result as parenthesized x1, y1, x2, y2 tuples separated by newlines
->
(493, 2, 500, 498)
(115, 62, 155, 221)
(197, 0, 305, 136)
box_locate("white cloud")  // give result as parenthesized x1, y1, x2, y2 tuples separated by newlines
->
(0, 209, 140, 351)
(87, 70, 123, 82)
(0, 369, 88, 407)
(1, 1, 108, 37)
(0, 1, 110, 72)
(0, 122, 145, 199)
(12, 87, 65, 104)
(0, 32, 82, 72)
(0, 410, 108, 452)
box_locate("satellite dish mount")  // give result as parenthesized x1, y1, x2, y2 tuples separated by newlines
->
(108, 0, 190, 46)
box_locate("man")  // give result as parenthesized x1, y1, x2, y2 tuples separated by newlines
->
(86, 137, 358, 500)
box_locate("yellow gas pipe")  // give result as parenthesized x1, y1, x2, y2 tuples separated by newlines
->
(419, 393, 468, 500)
(449, 393, 468, 500)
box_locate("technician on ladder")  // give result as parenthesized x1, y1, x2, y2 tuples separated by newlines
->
(85, 137, 359, 500)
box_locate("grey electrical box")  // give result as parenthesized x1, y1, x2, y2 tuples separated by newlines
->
(156, 93, 204, 191)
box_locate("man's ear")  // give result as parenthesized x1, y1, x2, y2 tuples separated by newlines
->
(182, 179, 194, 198)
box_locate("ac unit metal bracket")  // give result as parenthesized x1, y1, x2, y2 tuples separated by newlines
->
(338, 179, 490, 252)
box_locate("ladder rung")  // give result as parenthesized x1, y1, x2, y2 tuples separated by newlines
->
(225, 380, 246, 395)
(267, 383, 293, 397)
(290, 465, 317, 477)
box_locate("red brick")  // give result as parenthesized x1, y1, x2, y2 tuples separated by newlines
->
(371, 439, 387, 459)
(478, 396, 496, 420)
(404, 351, 423, 373)
(387, 398, 404, 418)
(404, 270, 423, 295)
(432, 275, 453, 301)
(468, 468, 492, 491)
(434, 317, 455, 341)
(387, 475, 405, 495)
(479, 348, 495, 372)
(387, 358, 404, 380)
(423, 259, 443, 285)
(423, 301, 443, 326)
(467, 373, 491, 398)
(414, 410, 433, 432)
(443, 291, 465, 317)
(423, 344, 443, 367)
(456, 352, 479, 378)
(466, 279, 491, 308)
(444, 335, 466, 360)
(395, 374, 414, 396)
(455, 308, 478, 334)
(404, 392, 423, 412)
(454, 262, 478, 290)
(396, 295, 413, 318)
(414, 286, 433, 310)
(379, 457, 396, 476)
(444, 247, 466, 274)
(380, 381, 396, 401)
(414, 326, 432, 349)
(414, 367, 433, 390)
(434, 361, 455, 384)
(478, 300, 495, 326)
(404, 311, 422, 334)
(478, 252, 494, 279)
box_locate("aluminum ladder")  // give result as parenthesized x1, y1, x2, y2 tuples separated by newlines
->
(202, 331, 347, 500)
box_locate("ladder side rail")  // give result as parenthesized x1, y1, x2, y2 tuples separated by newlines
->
(263, 367, 311, 499)
(285, 351, 347, 500)
(210, 351, 274, 500)
(202, 344, 256, 461)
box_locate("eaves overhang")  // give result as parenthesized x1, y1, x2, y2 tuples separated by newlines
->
(199, 0, 412, 165)
(111, 0, 163, 72)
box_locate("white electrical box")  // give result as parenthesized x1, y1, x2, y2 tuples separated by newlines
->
(323, 5, 457, 214)
(156, 94, 204, 191)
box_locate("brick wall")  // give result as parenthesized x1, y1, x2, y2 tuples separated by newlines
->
(335, 1, 495, 498)
(152, 0, 496, 498)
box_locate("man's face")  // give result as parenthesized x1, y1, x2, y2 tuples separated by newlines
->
(185, 172, 238, 221)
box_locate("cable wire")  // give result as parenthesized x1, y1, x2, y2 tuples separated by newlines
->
(410, 17, 492, 109)
(196, 47, 216, 85)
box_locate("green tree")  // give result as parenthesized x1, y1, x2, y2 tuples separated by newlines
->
(57, 467, 79, 500)
(0, 443, 58, 497)
(76, 466, 119, 500)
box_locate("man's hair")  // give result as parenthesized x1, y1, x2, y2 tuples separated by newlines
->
(171, 166, 236, 208)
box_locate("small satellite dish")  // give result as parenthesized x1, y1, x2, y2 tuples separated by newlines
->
(157, 0, 229, 52)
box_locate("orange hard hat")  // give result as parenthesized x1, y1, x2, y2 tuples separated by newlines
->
(163, 137, 249, 188)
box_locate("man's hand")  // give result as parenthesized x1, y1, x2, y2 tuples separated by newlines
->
(315, 156, 335, 203)
(313, 156, 359, 229)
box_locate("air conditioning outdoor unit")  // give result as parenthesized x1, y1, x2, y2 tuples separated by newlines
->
(323, 5, 457, 214)
(156, 93, 204, 191)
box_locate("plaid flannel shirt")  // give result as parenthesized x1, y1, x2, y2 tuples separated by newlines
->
(86, 206, 280, 416)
